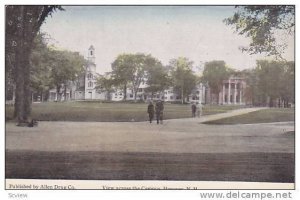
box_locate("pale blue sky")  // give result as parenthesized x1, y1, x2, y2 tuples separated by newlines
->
(41, 6, 294, 74)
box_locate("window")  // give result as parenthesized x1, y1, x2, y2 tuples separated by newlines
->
(90, 51, 93, 56)
(170, 96, 173, 100)
(88, 81, 93, 87)
(87, 73, 93, 79)
(130, 94, 133, 98)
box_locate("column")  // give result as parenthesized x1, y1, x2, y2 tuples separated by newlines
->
(233, 81, 237, 104)
(228, 79, 231, 104)
(222, 83, 225, 104)
(239, 89, 242, 105)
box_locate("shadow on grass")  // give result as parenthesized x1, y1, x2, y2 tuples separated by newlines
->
(6, 150, 294, 183)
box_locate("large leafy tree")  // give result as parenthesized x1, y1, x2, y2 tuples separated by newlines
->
(95, 74, 115, 101)
(6, 5, 62, 124)
(255, 60, 294, 107)
(224, 5, 294, 58)
(169, 57, 198, 104)
(30, 33, 53, 102)
(111, 54, 135, 101)
(111, 53, 163, 101)
(202, 61, 232, 104)
(281, 61, 295, 107)
(49, 50, 85, 101)
(144, 61, 170, 98)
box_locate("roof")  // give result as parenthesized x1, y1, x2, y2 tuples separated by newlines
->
(88, 45, 95, 50)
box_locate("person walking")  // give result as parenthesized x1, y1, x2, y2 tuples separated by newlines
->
(196, 102, 203, 118)
(155, 100, 164, 124)
(147, 101, 154, 123)
(191, 103, 196, 118)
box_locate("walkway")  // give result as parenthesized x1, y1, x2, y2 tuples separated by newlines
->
(6, 107, 294, 154)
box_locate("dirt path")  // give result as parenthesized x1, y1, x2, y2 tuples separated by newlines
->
(168, 107, 266, 123)
(6, 107, 294, 154)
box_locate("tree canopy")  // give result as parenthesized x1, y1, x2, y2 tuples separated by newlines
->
(111, 53, 166, 101)
(169, 57, 198, 104)
(49, 49, 85, 101)
(224, 5, 295, 58)
(95, 74, 115, 101)
(255, 60, 294, 107)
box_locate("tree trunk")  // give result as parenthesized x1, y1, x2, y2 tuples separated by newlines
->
(64, 84, 67, 101)
(41, 91, 44, 102)
(123, 84, 127, 101)
(14, 48, 32, 122)
(13, 6, 39, 124)
(56, 85, 61, 101)
(181, 87, 184, 104)
(134, 89, 138, 102)
(269, 97, 273, 107)
(14, 27, 32, 122)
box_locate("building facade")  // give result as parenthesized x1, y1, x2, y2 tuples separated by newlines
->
(220, 77, 246, 105)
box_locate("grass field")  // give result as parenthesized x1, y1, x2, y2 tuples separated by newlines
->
(204, 108, 295, 124)
(5, 101, 245, 122)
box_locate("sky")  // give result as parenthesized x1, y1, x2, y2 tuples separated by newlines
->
(41, 6, 295, 74)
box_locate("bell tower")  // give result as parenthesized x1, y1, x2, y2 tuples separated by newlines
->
(88, 45, 95, 64)
(85, 45, 97, 99)
(86, 45, 96, 72)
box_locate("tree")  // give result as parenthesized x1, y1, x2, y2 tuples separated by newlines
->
(255, 60, 294, 107)
(111, 53, 163, 101)
(169, 57, 198, 104)
(224, 5, 295, 58)
(111, 54, 135, 101)
(280, 61, 295, 107)
(202, 61, 232, 104)
(49, 50, 85, 101)
(144, 62, 170, 98)
(95, 74, 115, 101)
(6, 5, 63, 124)
(30, 33, 53, 102)
(240, 69, 259, 106)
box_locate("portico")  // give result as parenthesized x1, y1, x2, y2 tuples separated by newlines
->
(221, 77, 245, 105)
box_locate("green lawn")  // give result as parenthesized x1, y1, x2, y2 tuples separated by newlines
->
(204, 108, 295, 125)
(5, 101, 245, 122)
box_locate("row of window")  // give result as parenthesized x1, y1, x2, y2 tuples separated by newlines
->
(87, 73, 95, 79)
(224, 83, 242, 89)
(88, 82, 93, 87)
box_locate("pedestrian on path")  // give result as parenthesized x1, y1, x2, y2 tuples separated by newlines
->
(147, 101, 154, 123)
(155, 100, 164, 124)
(191, 103, 196, 117)
(196, 102, 203, 118)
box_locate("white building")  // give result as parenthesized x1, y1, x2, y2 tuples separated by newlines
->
(220, 77, 246, 105)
